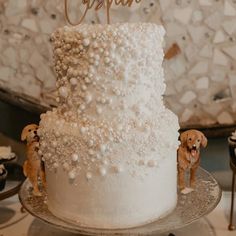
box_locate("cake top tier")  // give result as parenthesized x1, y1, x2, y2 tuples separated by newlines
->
(51, 23, 166, 123)
(52, 23, 165, 80)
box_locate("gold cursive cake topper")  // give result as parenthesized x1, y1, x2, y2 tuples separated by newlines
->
(64, 0, 142, 25)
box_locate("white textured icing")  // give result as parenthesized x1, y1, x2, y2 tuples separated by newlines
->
(39, 23, 179, 229)
(46, 155, 177, 228)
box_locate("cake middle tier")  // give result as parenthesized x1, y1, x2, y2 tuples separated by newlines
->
(52, 23, 166, 123)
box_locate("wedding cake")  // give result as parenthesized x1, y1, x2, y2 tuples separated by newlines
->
(38, 23, 179, 228)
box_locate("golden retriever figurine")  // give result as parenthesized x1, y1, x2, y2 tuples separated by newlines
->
(21, 124, 46, 196)
(177, 129, 208, 192)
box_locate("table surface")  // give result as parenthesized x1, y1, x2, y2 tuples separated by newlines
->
(0, 192, 235, 236)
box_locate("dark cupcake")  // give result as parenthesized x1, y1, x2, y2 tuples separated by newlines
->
(0, 166, 7, 191)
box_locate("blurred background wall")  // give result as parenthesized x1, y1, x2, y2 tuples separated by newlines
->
(0, 0, 235, 129)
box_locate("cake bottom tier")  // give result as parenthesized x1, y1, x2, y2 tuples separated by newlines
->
(46, 155, 177, 229)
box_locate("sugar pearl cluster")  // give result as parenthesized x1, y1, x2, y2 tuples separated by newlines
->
(39, 109, 179, 181)
(39, 23, 179, 182)
(51, 24, 135, 124)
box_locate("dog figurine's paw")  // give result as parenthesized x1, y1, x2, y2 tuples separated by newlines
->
(181, 187, 194, 195)
(33, 190, 42, 197)
(179, 184, 186, 191)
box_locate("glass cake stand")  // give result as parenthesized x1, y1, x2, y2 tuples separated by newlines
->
(19, 167, 221, 235)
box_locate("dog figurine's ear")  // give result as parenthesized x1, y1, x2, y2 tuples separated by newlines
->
(200, 132, 208, 148)
(179, 131, 188, 147)
(21, 126, 28, 141)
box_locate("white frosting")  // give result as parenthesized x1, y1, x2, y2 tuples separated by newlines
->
(39, 23, 179, 229)
(0, 146, 14, 160)
(46, 155, 177, 228)
(231, 130, 236, 140)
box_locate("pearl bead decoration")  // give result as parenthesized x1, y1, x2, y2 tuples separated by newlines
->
(147, 160, 158, 168)
(80, 127, 86, 134)
(72, 153, 79, 162)
(63, 163, 70, 171)
(59, 86, 69, 98)
(53, 162, 59, 170)
(100, 144, 107, 154)
(85, 94, 92, 104)
(96, 107, 102, 114)
(99, 167, 107, 177)
(114, 165, 124, 173)
(70, 78, 77, 85)
(83, 38, 90, 47)
(68, 170, 76, 180)
(86, 172, 92, 180)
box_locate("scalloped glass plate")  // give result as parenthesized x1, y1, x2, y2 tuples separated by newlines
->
(19, 167, 221, 235)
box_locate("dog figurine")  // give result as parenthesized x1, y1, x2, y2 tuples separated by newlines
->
(177, 129, 207, 192)
(21, 124, 46, 196)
